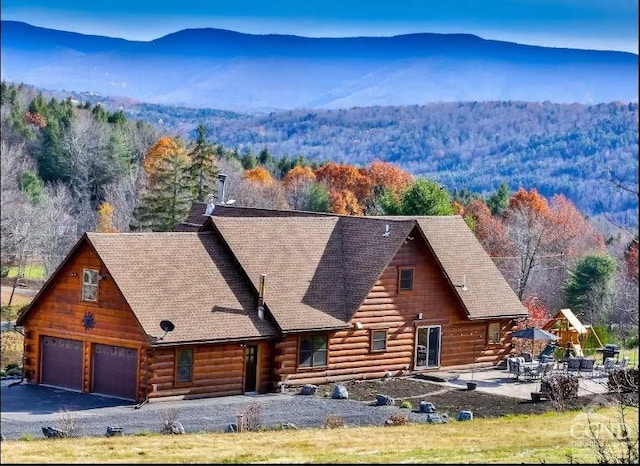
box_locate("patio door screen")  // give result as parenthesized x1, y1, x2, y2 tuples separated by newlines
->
(415, 326, 441, 368)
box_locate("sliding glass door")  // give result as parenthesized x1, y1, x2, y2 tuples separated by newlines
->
(415, 326, 441, 368)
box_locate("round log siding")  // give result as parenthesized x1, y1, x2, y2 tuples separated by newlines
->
(275, 231, 516, 387)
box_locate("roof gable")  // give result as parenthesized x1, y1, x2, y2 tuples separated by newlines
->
(415, 216, 528, 319)
(86, 232, 278, 344)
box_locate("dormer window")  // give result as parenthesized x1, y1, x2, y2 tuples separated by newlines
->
(399, 268, 414, 292)
(82, 269, 99, 302)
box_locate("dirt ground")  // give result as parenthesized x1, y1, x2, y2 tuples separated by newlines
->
(291, 376, 631, 419)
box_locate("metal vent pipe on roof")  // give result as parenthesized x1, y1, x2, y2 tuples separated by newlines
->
(217, 173, 228, 204)
(257, 274, 266, 320)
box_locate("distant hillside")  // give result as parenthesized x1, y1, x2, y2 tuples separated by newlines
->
(1, 20, 637, 111)
(124, 100, 637, 228)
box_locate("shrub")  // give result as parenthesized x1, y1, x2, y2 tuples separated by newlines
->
(236, 401, 262, 432)
(608, 368, 639, 394)
(55, 408, 78, 438)
(6, 367, 21, 377)
(399, 400, 412, 409)
(322, 414, 346, 429)
(0, 369, 5, 377)
(540, 374, 578, 411)
(385, 413, 409, 426)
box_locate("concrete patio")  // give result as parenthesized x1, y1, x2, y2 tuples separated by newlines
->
(425, 366, 611, 400)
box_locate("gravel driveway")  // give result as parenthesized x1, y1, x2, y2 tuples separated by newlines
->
(1, 383, 427, 440)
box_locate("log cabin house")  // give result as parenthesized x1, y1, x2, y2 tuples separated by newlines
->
(16, 204, 527, 402)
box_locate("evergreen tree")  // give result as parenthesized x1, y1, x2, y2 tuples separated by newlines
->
(563, 253, 617, 323)
(487, 181, 511, 216)
(188, 124, 219, 201)
(134, 137, 194, 232)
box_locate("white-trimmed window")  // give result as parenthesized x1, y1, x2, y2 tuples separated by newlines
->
(82, 269, 99, 302)
(371, 329, 388, 352)
(487, 322, 501, 344)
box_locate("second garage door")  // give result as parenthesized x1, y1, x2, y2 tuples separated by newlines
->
(41, 336, 83, 391)
(92, 344, 138, 400)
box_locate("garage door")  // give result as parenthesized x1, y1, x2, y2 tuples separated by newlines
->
(40, 336, 83, 391)
(92, 344, 138, 400)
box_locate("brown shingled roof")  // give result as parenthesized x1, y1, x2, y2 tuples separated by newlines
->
(211, 216, 413, 332)
(86, 232, 278, 345)
(415, 216, 528, 319)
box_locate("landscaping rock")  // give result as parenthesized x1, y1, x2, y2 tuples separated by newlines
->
(375, 394, 395, 406)
(425, 413, 447, 424)
(419, 401, 436, 413)
(224, 424, 238, 433)
(300, 384, 318, 395)
(105, 426, 124, 437)
(456, 410, 473, 421)
(41, 426, 65, 438)
(161, 420, 185, 435)
(331, 384, 348, 399)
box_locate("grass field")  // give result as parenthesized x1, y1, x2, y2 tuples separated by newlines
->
(5, 264, 45, 280)
(1, 408, 637, 464)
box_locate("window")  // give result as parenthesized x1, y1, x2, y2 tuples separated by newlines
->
(176, 349, 193, 383)
(487, 322, 501, 344)
(298, 335, 328, 368)
(371, 330, 388, 352)
(82, 269, 99, 302)
(398, 268, 414, 291)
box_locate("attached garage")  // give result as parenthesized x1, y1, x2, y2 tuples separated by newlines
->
(91, 344, 138, 400)
(40, 336, 83, 391)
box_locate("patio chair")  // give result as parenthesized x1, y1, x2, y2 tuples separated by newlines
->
(508, 357, 527, 380)
(594, 357, 617, 377)
(566, 357, 581, 375)
(537, 343, 557, 363)
(579, 358, 595, 377)
(614, 356, 630, 371)
(520, 352, 533, 363)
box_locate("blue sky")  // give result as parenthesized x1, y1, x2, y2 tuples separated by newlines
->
(2, 0, 638, 53)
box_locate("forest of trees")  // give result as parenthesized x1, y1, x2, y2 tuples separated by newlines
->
(134, 100, 638, 229)
(1, 82, 637, 342)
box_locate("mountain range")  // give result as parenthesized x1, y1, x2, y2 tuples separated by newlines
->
(1, 20, 637, 111)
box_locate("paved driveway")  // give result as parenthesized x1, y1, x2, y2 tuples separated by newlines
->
(0, 382, 417, 440)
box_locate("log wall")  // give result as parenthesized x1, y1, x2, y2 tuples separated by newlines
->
(275, 228, 516, 386)
(21, 242, 150, 401)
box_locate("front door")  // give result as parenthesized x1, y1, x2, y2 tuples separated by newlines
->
(415, 326, 441, 368)
(244, 345, 258, 393)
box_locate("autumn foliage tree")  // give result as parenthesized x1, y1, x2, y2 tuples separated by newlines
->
(283, 166, 317, 211)
(96, 202, 118, 233)
(314, 162, 372, 215)
(243, 167, 274, 185)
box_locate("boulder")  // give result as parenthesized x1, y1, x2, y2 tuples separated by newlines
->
(161, 420, 185, 435)
(300, 384, 318, 395)
(105, 426, 124, 437)
(331, 384, 349, 399)
(419, 401, 436, 413)
(41, 426, 65, 438)
(456, 410, 473, 421)
(224, 424, 238, 433)
(375, 394, 395, 406)
(425, 413, 447, 424)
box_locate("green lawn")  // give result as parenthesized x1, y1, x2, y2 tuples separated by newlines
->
(5, 264, 45, 280)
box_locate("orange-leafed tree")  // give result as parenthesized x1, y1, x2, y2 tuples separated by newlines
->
(363, 160, 414, 213)
(96, 202, 118, 233)
(547, 194, 605, 258)
(244, 167, 274, 185)
(283, 166, 317, 211)
(624, 240, 639, 284)
(329, 189, 362, 215)
(315, 162, 372, 212)
(464, 199, 512, 258)
(503, 188, 552, 299)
